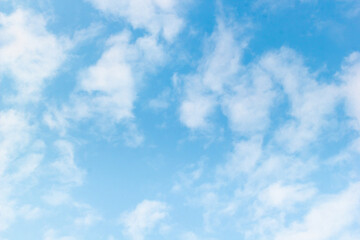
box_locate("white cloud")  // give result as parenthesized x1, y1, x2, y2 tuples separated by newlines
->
(275, 182, 360, 240)
(253, 0, 296, 10)
(341, 52, 360, 130)
(179, 19, 278, 134)
(10, 152, 43, 182)
(42, 190, 71, 206)
(72, 22, 103, 45)
(338, 0, 360, 17)
(149, 88, 171, 110)
(217, 136, 263, 178)
(172, 161, 204, 192)
(180, 232, 200, 240)
(260, 47, 340, 152)
(74, 211, 102, 227)
(184, 144, 317, 234)
(0, 109, 44, 231)
(258, 182, 316, 208)
(180, 21, 340, 152)
(245, 155, 317, 193)
(122, 123, 144, 148)
(0, 9, 68, 103)
(19, 204, 42, 220)
(338, 231, 360, 240)
(42, 191, 102, 228)
(120, 200, 169, 240)
(43, 229, 76, 240)
(179, 40, 334, 227)
(52, 140, 86, 187)
(43, 98, 87, 135)
(44, 31, 165, 132)
(221, 63, 275, 133)
(179, 19, 249, 130)
(0, 110, 31, 175)
(77, 32, 136, 121)
(77, 31, 164, 121)
(86, 0, 185, 41)
(0, 197, 15, 232)
(197, 20, 244, 94)
(253, 0, 315, 11)
(180, 94, 216, 129)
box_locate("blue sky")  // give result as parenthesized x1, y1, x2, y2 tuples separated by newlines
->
(0, 0, 360, 239)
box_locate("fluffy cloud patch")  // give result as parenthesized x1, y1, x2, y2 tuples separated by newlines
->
(180, 94, 216, 129)
(179, 20, 251, 130)
(221, 63, 275, 133)
(77, 31, 165, 117)
(86, 0, 184, 41)
(44, 31, 165, 133)
(275, 182, 360, 240)
(120, 200, 169, 240)
(217, 136, 263, 178)
(0, 9, 68, 103)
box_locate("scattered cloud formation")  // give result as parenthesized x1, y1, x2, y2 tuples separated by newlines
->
(176, 19, 359, 239)
(0, 1, 359, 240)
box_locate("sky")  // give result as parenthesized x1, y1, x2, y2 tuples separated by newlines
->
(0, 0, 360, 239)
